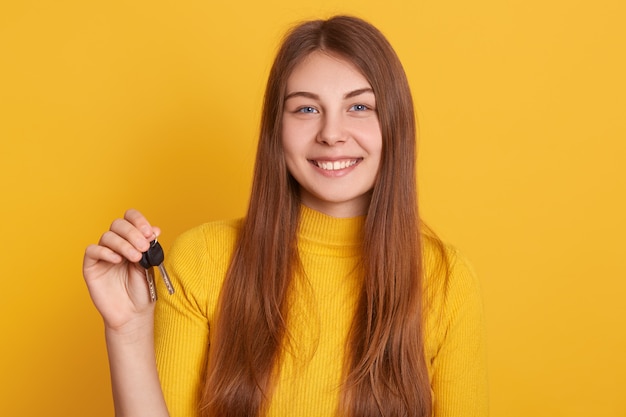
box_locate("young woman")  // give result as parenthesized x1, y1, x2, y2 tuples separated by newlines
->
(83, 15, 488, 417)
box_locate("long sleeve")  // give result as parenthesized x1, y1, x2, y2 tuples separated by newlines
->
(154, 221, 239, 417)
(425, 246, 489, 416)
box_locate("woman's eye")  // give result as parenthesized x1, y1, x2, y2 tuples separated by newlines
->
(297, 106, 318, 114)
(350, 104, 369, 111)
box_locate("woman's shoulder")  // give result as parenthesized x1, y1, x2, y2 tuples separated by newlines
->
(162, 218, 243, 309)
(166, 218, 243, 279)
(170, 218, 243, 255)
(421, 231, 482, 311)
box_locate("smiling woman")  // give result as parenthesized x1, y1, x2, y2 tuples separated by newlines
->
(82, 15, 487, 417)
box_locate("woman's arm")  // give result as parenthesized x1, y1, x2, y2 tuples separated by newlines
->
(83, 209, 169, 417)
(428, 249, 489, 417)
(106, 315, 168, 417)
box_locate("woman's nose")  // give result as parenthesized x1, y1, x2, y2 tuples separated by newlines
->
(317, 113, 347, 145)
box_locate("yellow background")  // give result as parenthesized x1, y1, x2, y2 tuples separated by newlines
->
(1, 0, 624, 415)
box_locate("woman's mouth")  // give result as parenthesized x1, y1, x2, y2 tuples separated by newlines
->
(309, 158, 361, 171)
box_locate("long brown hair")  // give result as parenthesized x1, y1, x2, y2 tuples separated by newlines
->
(201, 15, 431, 417)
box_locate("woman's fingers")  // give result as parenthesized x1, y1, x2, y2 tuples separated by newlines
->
(99, 229, 145, 263)
(84, 209, 161, 276)
(124, 209, 160, 240)
(83, 244, 123, 269)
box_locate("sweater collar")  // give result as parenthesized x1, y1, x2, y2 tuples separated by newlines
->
(297, 205, 364, 249)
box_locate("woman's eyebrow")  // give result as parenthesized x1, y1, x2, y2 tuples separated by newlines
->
(284, 88, 374, 101)
(284, 91, 319, 101)
(344, 88, 374, 99)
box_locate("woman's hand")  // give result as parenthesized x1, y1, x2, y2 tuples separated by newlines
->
(83, 209, 162, 331)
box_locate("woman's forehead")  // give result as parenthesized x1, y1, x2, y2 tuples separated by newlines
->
(285, 51, 372, 94)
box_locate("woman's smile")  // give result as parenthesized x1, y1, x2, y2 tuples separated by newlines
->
(309, 158, 362, 172)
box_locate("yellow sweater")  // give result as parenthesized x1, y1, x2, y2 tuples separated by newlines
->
(155, 206, 488, 416)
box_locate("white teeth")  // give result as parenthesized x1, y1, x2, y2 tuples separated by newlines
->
(316, 159, 358, 171)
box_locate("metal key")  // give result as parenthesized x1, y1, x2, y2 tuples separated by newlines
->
(139, 239, 175, 295)
(144, 267, 158, 302)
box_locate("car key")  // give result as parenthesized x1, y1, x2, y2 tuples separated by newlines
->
(144, 267, 158, 302)
(139, 239, 175, 295)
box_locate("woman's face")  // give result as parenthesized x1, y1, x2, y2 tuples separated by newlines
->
(282, 51, 382, 218)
